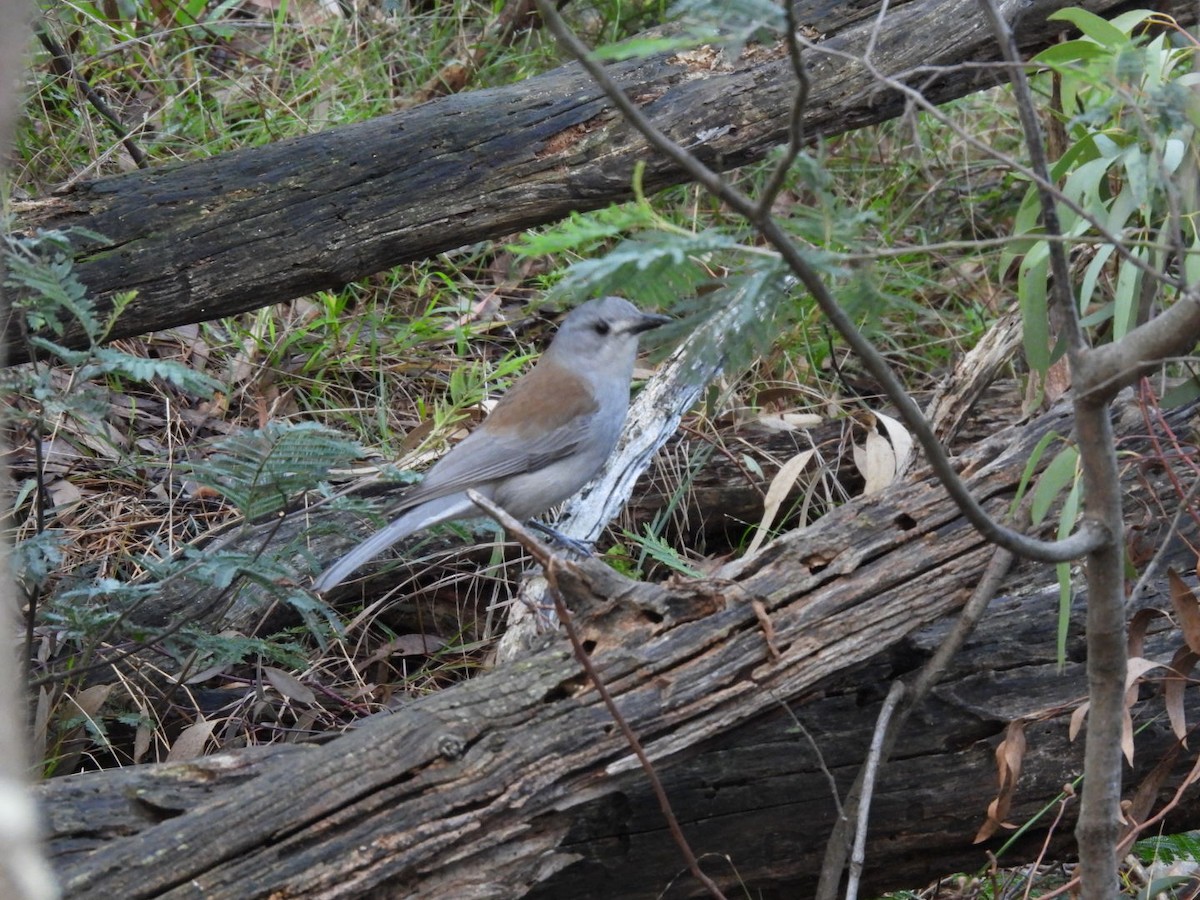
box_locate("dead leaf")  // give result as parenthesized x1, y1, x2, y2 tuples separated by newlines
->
(1044, 354, 1072, 404)
(1069, 701, 1089, 741)
(167, 717, 217, 762)
(70, 683, 113, 719)
(874, 411, 914, 477)
(1128, 607, 1167, 659)
(1126, 655, 1165, 699)
(133, 720, 153, 764)
(746, 449, 815, 556)
(31, 687, 51, 768)
(185, 663, 233, 685)
(1169, 569, 1200, 654)
(974, 720, 1026, 843)
(356, 634, 448, 669)
(1123, 657, 1166, 765)
(854, 428, 895, 496)
(262, 667, 317, 707)
(1165, 647, 1198, 745)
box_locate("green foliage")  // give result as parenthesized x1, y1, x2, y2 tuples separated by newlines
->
(1008, 8, 1200, 383)
(4, 229, 104, 340)
(175, 626, 310, 672)
(1128, 831, 1200, 898)
(2, 228, 222, 589)
(1003, 8, 1200, 672)
(185, 421, 363, 520)
(1009, 432, 1083, 666)
(511, 205, 661, 257)
(1135, 830, 1200, 864)
(552, 228, 747, 306)
(667, 0, 786, 55)
(621, 527, 703, 578)
(10, 529, 67, 591)
(1030, 444, 1080, 526)
(3, 227, 358, 766)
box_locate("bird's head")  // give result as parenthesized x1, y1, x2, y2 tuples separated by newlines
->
(544, 296, 670, 372)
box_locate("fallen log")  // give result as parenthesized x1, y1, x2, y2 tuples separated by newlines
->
(11, 0, 1196, 363)
(33, 391, 1200, 897)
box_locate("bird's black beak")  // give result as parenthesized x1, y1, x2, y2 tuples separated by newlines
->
(627, 312, 672, 335)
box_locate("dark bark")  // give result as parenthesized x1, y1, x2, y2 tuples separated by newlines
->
(32, 393, 1200, 898)
(10, 0, 1195, 364)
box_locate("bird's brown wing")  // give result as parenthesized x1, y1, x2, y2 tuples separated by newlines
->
(392, 361, 600, 507)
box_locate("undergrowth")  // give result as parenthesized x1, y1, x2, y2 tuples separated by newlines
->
(7, 1, 1179, 896)
(5, 0, 1020, 774)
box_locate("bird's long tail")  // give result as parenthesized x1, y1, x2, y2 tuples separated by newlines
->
(312, 492, 482, 592)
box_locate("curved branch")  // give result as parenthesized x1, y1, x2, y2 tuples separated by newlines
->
(532, 0, 1107, 564)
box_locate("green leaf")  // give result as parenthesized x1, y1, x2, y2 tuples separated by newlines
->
(1031, 445, 1079, 526)
(1162, 376, 1200, 408)
(1032, 39, 1110, 67)
(1112, 246, 1146, 341)
(1048, 8, 1129, 47)
(1120, 146, 1151, 213)
(1010, 431, 1062, 517)
(1061, 155, 1116, 214)
(1018, 242, 1050, 375)
(1055, 479, 1082, 667)
(1078, 243, 1117, 312)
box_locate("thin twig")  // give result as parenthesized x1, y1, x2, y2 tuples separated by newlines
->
(754, 0, 809, 216)
(467, 491, 728, 900)
(845, 680, 904, 900)
(35, 25, 147, 168)
(815, 546, 1015, 899)
(777, 698, 844, 822)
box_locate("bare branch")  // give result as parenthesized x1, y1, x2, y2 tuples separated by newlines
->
(467, 490, 730, 900)
(754, 2, 810, 216)
(845, 680, 905, 900)
(1076, 289, 1200, 402)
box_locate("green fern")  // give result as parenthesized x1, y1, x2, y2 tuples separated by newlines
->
(185, 421, 365, 520)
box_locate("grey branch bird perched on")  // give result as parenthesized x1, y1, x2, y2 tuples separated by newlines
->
(313, 296, 670, 592)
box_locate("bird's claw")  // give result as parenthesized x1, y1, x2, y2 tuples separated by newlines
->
(526, 521, 595, 558)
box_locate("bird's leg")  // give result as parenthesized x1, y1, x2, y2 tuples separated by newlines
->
(526, 520, 595, 558)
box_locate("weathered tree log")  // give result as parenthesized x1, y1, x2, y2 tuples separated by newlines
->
(33, 392, 1200, 897)
(11, 0, 1195, 364)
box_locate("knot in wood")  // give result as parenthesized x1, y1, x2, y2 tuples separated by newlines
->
(436, 732, 466, 760)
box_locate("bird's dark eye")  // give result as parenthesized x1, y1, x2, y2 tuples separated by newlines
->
(593, 321, 611, 335)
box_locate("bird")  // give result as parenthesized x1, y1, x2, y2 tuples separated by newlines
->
(312, 296, 670, 592)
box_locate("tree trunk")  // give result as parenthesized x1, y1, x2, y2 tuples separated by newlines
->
(35, 391, 1200, 898)
(10, 0, 1195, 363)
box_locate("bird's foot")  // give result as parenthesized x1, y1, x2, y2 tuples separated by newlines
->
(526, 521, 595, 558)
